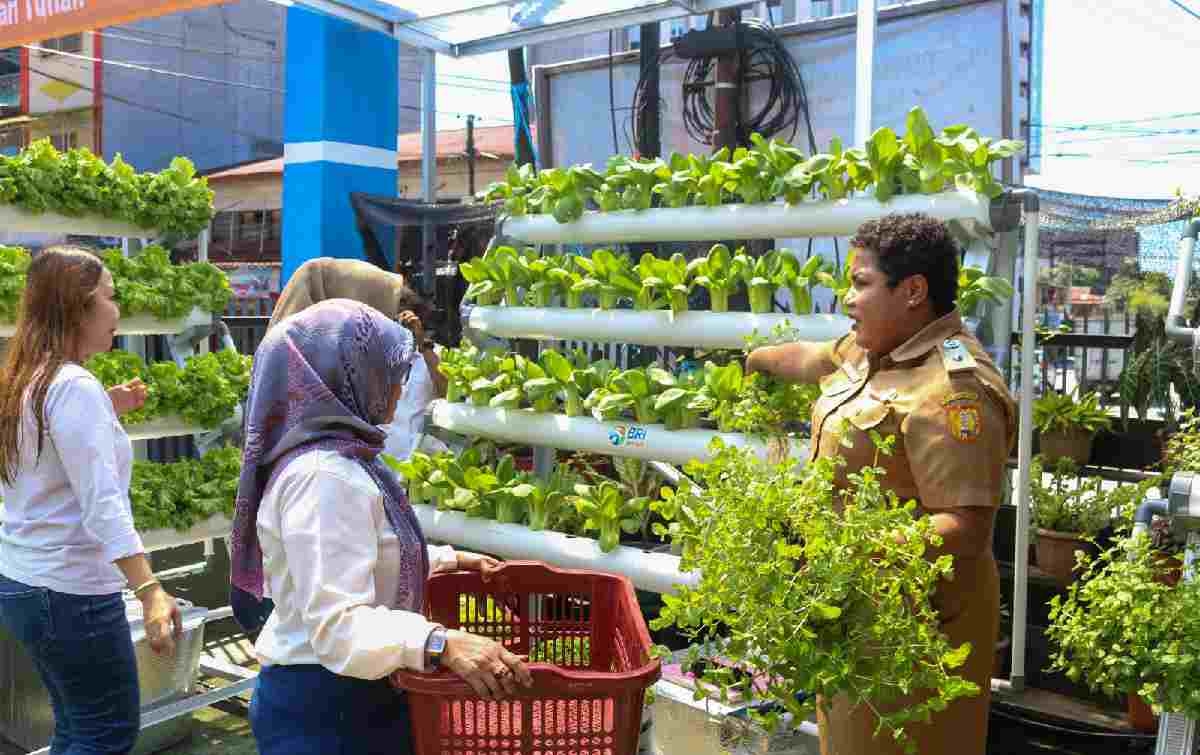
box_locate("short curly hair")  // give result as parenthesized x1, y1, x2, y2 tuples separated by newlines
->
(849, 213, 960, 316)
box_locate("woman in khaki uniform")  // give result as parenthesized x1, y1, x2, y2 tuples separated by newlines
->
(747, 213, 1016, 755)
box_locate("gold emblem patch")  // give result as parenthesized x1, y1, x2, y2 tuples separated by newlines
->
(945, 402, 982, 443)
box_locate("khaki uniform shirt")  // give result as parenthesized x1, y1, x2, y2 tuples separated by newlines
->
(797, 310, 1016, 755)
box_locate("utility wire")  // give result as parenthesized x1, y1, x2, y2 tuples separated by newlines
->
(1166, 0, 1200, 22)
(26, 63, 283, 147)
(23, 44, 284, 93)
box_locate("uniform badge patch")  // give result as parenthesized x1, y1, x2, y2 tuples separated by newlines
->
(945, 402, 982, 442)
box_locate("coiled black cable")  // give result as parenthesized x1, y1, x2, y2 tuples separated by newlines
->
(633, 17, 817, 152)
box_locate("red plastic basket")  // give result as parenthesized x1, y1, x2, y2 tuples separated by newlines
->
(392, 561, 661, 755)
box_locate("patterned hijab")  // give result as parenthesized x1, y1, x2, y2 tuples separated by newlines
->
(229, 299, 429, 611)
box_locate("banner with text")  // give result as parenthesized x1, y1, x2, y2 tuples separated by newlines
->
(0, 1, 228, 49)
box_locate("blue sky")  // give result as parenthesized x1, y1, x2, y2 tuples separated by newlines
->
(429, 0, 1200, 200)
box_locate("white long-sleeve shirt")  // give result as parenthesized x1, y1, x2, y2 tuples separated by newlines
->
(0, 363, 144, 595)
(254, 449, 456, 680)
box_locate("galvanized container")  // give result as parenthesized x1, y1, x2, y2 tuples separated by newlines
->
(0, 595, 208, 754)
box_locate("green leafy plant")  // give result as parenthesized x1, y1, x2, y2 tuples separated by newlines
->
(1033, 391, 1114, 435)
(736, 249, 790, 315)
(957, 266, 1015, 316)
(1047, 533, 1200, 719)
(0, 140, 214, 236)
(1118, 308, 1200, 429)
(101, 245, 232, 319)
(0, 245, 30, 322)
(571, 480, 648, 552)
(573, 249, 640, 310)
(653, 439, 978, 750)
(775, 252, 829, 316)
(479, 110, 1022, 224)
(1029, 456, 1113, 537)
(84, 348, 251, 429)
(687, 243, 744, 313)
(1165, 409, 1200, 475)
(130, 446, 240, 532)
(637, 252, 694, 315)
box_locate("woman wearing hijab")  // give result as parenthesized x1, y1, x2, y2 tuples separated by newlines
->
(232, 258, 449, 638)
(232, 299, 531, 755)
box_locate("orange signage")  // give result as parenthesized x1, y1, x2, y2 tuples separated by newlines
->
(0, 1, 228, 49)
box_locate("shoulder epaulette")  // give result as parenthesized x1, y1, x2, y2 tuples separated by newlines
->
(940, 337, 977, 374)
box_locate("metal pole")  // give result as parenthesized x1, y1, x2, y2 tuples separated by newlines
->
(713, 8, 741, 151)
(421, 49, 437, 295)
(853, 0, 878, 147)
(466, 114, 477, 197)
(637, 22, 661, 159)
(1010, 193, 1039, 692)
(197, 227, 209, 264)
(508, 48, 536, 167)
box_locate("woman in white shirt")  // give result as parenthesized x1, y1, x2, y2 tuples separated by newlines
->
(0, 245, 183, 755)
(230, 299, 531, 755)
(231, 258, 446, 638)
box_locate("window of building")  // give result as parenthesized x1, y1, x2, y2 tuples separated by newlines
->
(813, 0, 834, 18)
(48, 131, 78, 152)
(39, 34, 83, 55)
(669, 20, 688, 40)
(840, 0, 858, 13)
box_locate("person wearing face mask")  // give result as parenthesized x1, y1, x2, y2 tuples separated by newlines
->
(746, 214, 1016, 755)
(0, 245, 184, 755)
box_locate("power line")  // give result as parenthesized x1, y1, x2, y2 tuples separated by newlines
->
(98, 28, 283, 63)
(399, 105, 512, 123)
(399, 76, 508, 94)
(23, 44, 284, 93)
(26, 63, 283, 148)
(1028, 112, 1200, 130)
(1166, 0, 1200, 22)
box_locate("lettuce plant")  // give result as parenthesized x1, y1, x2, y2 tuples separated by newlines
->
(574, 249, 640, 310)
(638, 252, 694, 314)
(688, 243, 745, 313)
(571, 480, 648, 552)
(737, 249, 792, 314)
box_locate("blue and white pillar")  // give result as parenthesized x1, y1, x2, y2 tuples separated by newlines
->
(281, 6, 398, 285)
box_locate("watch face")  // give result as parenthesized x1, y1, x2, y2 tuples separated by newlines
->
(429, 630, 447, 654)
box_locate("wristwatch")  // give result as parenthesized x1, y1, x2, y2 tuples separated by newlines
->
(424, 626, 448, 672)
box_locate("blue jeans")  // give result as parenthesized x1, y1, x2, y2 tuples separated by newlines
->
(250, 664, 414, 755)
(0, 574, 140, 755)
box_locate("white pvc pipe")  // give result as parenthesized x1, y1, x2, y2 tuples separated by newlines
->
(430, 401, 809, 467)
(1167, 234, 1196, 338)
(854, 0, 878, 148)
(0, 308, 214, 338)
(197, 227, 210, 264)
(140, 515, 232, 553)
(468, 307, 852, 350)
(1010, 208, 1038, 690)
(503, 191, 994, 245)
(0, 203, 157, 238)
(412, 504, 697, 594)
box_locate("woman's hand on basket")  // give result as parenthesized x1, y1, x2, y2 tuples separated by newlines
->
(454, 552, 502, 582)
(442, 630, 532, 700)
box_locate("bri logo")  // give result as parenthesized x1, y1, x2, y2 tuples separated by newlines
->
(609, 424, 648, 448)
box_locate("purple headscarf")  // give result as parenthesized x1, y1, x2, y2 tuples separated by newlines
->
(229, 298, 429, 612)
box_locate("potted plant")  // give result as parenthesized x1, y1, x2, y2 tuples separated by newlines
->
(1029, 456, 1114, 583)
(1033, 390, 1113, 465)
(1046, 531, 1200, 733)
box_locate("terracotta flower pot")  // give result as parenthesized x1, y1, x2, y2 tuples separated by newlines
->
(1039, 427, 1094, 465)
(1034, 528, 1090, 584)
(1127, 692, 1158, 734)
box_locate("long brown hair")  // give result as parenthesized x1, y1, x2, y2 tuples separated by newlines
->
(0, 246, 105, 485)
